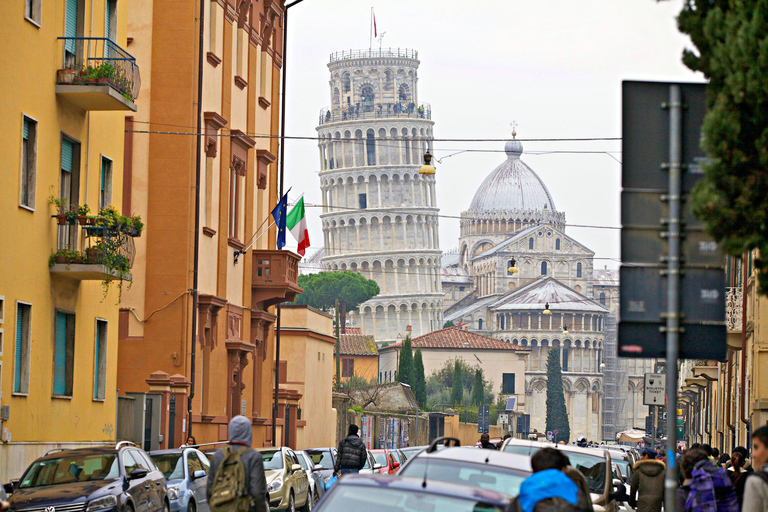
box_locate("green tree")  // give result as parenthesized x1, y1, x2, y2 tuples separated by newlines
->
(443, 320, 455, 328)
(545, 348, 570, 444)
(677, 1, 768, 293)
(397, 336, 414, 385)
(451, 359, 464, 406)
(412, 348, 427, 408)
(295, 271, 380, 310)
(471, 368, 484, 406)
(426, 358, 495, 408)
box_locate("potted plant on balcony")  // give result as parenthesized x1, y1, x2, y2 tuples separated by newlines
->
(85, 242, 105, 264)
(48, 249, 82, 267)
(95, 63, 116, 85)
(76, 204, 91, 225)
(48, 193, 69, 225)
(57, 67, 77, 84)
(65, 205, 79, 225)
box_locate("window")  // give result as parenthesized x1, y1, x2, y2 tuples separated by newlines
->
(21, 116, 37, 209)
(64, 0, 79, 64)
(502, 373, 515, 394)
(208, 0, 217, 54)
(14, 303, 31, 394)
(576, 262, 583, 278)
(478, 318, 483, 330)
(342, 358, 354, 378)
(529, 238, 534, 250)
(358, 193, 367, 209)
(25, 0, 42, 25)
(187, 452, 204, 475)
(53, 311, 75, 397)
(555, 238, 560, 250)
(60, 136, 81, 249)
(94, 320, 107, 400)
(563, 349, 569, 371)
(123, 451, 140, 474)
(366, 130, 376, 165)
(459, 286, 465, 292)
(599, 292, 606, 306)
(205, 156, 214, 227)
(541, 262, 547, 275)
(229, 166, 242, 240)
(105, 0, 117, 43)
(99, 157, 112, 210)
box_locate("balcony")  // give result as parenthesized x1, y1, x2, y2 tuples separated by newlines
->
(726, 286, 743, 349)
(251, 250, 302, 309)
(50, 220, 135, 282)
(56, 37, 141, 112)
(329, 48, 418, 62)
(319, 102, 431, 125)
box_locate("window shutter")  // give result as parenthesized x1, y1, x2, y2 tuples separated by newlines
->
(94, 323, 100, 398)
(14, 305, 24, 392)
(100, 159, 106, 193)
(65, 0, 78, 54)
(61, 139, 74, 173)
(54, 312, 67, 395)
(23, 118, 29, 140)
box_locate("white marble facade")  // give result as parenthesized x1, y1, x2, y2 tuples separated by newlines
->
(317, 49, 443, 342)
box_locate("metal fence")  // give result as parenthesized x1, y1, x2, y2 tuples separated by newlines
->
(329, 48, 418, 62)
(55, 223, 136, 271)
(57, 37, 141, 100)
(319, 102, 431, 125)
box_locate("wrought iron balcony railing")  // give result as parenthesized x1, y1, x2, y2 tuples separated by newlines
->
(726, 286, 743, 331)
(56, 37, 141, 102)
(329, 48, 418, 62)
(318, 102, 431, 125)
(50, 219, 136, 281)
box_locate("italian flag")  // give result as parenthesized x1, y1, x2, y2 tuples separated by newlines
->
(287, 196, 310, 256)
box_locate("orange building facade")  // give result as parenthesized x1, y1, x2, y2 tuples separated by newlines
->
(118, 0, 300, 448)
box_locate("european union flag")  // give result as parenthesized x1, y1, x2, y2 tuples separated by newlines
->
(271, 193, 288, 250)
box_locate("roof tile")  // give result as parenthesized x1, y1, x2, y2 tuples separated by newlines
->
(381, 326, 527, 351)
(339, 333, 377, 356)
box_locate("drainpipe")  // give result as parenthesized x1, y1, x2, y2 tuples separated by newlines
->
(741, 253, 749, 429)
(187, 0, 206, 438)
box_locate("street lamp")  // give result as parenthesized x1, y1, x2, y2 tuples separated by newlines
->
(419, 151, 435, 175)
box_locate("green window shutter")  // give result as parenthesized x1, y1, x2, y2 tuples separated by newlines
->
(54, 312, 67, 395)
(23, 118, 29, 140)
(101, 159, 107, 193)
(65, 0, 78, 54)
(94, 323, 100, 398)
(14, 305, 24, 393)
(61, 139, 74, 173)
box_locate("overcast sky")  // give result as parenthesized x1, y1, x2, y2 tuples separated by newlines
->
(281, 0, 703, 267)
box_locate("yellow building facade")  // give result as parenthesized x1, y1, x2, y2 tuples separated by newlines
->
(0, 0, 138, 481)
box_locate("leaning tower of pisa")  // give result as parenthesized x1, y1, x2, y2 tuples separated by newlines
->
(316, 48, 443, 342)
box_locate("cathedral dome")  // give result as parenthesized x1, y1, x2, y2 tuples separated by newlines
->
(469, 138, 557, 214)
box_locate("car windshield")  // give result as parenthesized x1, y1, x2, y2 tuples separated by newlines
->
(502, 444, 542, 457)
(151, 453, 184, 480)
(559, 451, 608, 494)
(614, 460, 630, 480)
(400, 448, 422, 459)
(260, 450, 284, 471)
(306, 450, 334, 469)
(372, 453, 388, 466)
(20, 453, 119, 488)
(400, 459, 529, 497)
(320, 485, 506, 512)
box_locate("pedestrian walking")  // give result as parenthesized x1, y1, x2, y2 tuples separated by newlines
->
(628, 447, 665, 512)
(335, 424, 367, 475)
(676, 447, 738, 511)
(479, 433, 497, 450)
(207, 415, 268, 512)
(729, 452, 748, 507)
(743, 425, 768, 511)
(512, 448, 591, 512)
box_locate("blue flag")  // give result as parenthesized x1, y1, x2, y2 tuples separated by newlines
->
(271, 193, 288, 250)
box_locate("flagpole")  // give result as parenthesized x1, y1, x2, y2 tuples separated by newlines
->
(369, 7, 373, 51)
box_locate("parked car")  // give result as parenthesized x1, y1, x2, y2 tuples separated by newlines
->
(398, 446, 426, 461)
(150, 448, 211, 512)
(294, 450, 325, 506)
(398, 437, 532, 498)
(369, 449, 400, 475)
(256, 447, 310, 512)
(9, 441, 169, 512)
(391, 449, 407, 469)
(303, 448, 337, 488)
(314, 474, 513, 511)
(358, 450, 382, 475)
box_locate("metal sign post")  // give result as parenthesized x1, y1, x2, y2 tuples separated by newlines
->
(664, 84, 682, 512)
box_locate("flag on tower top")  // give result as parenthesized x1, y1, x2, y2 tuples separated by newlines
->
(287, 196, 310, 256)
(373, 10, 377, 37)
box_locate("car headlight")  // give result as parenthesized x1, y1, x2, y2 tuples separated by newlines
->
(267, 477, 283, 493)
(86, 495, 118, 512)
(167, 487, 180, 500)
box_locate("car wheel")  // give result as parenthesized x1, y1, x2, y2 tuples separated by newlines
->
(299, 490, 313, 512)
(287, 491, 295, 512)
(163, 500, 170, 512)
(188, 501, 196, 512)
(264, 496, 271, 512)
(314, 489, 320, 504)
(126, 503, 135, 512)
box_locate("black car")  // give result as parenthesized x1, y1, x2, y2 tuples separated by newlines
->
(9, 441, 169, 512)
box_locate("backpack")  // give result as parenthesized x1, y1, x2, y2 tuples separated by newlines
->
(685, 461, 739, 512)
(210, 445, 252, 512)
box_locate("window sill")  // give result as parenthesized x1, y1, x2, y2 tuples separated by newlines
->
(258, 97, 271, 109)
(234, 76, 248, 90)
(207, 52, 222, 68)
(203, 227, 217, 238)
(93, 398, 106, 403)
(18, 204, 35, 212)
(228, 237, 245, 251)
(12, 392, 29, 398)
(52, 395, 73, 400)
(25, 16, 41, 28)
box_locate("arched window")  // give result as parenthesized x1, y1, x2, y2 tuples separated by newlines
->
(529, 238, 534, 250)
(361, 86, 375, 112)
(478, 318, 483, 330)
(556, 238, 561, 250)
(366, 130, 376, 166)
(599, 292, 606, 306)
(563, 349, 569, 371)
(577, 262, 583, 278)
(541, 261, 547, 275)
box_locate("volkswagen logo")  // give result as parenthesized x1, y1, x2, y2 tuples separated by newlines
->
(44, 507, 55, 512)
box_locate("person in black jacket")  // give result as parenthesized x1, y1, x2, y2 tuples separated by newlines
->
(207, 415, 268, 512)
(335, 424, 367, 475)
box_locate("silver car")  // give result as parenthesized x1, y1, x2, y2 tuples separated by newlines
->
(150, 448, 211, 512)
(359, 450, 383, 475)
(295, 450, 325, 506)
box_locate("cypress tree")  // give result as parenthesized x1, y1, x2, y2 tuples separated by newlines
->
(451, 359, 463, 406)
(412, 348, 427, 408)
(471, 368, 484, 406)
(545, 348, 570, 444)
(397, 336, 413, 385)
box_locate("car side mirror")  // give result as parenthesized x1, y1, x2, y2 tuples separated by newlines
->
(392, 462, 400, 469)
(129, 468, 148, 480)
(3, 482, 14, 495)
(313, 465, 325, 471)
(291, 464, 303, 473)
(373, 464, 382, 470)
(192, 470, 206, 480)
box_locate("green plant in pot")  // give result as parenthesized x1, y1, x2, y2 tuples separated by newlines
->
(48, 193, 69, 224)
(129, 215, 144, 236)
(48, 249, 82, 267)
(76, 204, 91, 225)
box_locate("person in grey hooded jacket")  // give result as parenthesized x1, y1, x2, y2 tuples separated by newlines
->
(207, 415, 268, 512)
